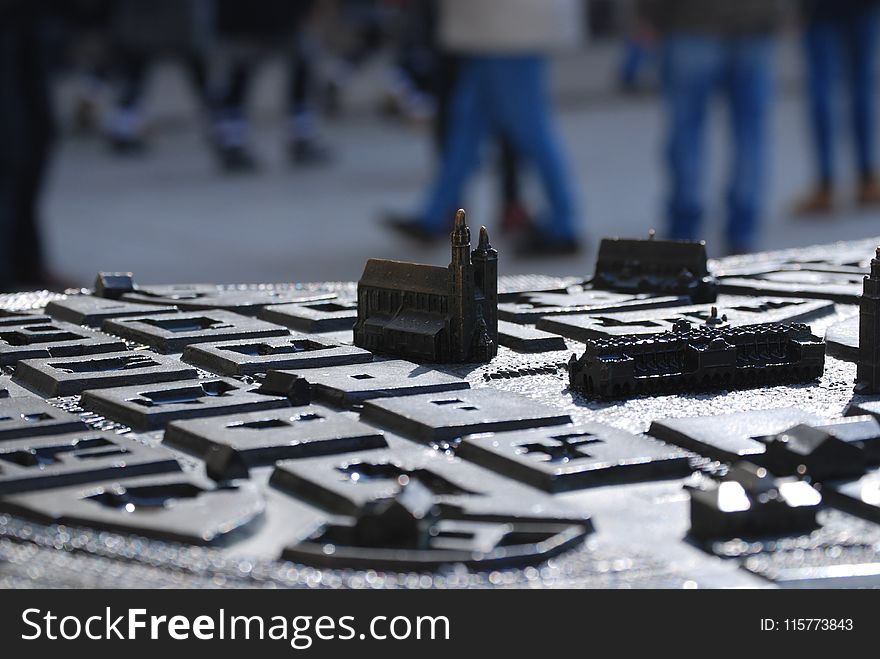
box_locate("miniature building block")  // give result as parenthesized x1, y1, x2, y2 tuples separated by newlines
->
(537, 297, 833, 343)
(361, 388, 571, 442)
(253, 371, 312, 405)
(351, 479, 439, 549)
(0, 314, 52, 326)
(95, 271, 336, 314)
(0, 472, 265, 545)
(121, 285, 338, 315)
(204, 444, 251, 482)
(497, 321, 567, 353)
(688, 463, 822, 540)
(0, 397, 87, 441)
(181, 334, 372, 376)
(270, 446, 589, 525)
(0, 431, 180, 494)
(274, 360, 469, 408)
(80, 378, 291, 431)
(569, 322, 825, 400)
(495, 274, 569, 300)
(125, 286, 337, 315)
(592, 234, 718, 303)
(285, 515, 589, 571)
(46, 295, 177, 327)
(0, 320, 127, 366)
(258, 300, 359, 333)
(0, 376, 32, 398)
(824, 469, 880, 524)
(353, 209, 498, 363)
(457, 423, 692, 492)
(810, 416, 880, 464)
(719, 270, 863, 304)
(648, 408, 823, 463)
(761, 423, 867, 481)
(844, 401, 880, 442)
(856, 248, 880, 394)
(164, 406, 387, 465)
(13, 351, 198, 398)
(102, 310, 289, 353)
(94, 272, 135, 299)
(825, 315, 859, 362)
(498, 292, 686, 324)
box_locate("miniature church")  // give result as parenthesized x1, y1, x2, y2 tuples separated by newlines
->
(354, 209, 498, 363)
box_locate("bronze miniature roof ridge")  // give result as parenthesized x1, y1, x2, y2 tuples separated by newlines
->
(359, 258, 450, 296)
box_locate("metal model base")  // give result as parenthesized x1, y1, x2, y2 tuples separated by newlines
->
(3, 237, 880, 589)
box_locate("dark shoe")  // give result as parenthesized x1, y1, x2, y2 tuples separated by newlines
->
(791, 184, 833, 217)
(72, 97, 99, 135)
(289, 139, 333, 167)
(322, 80, 342, 118)
(515, 227, 581, 258)
(218, 145, 258, 173)
(382, 215, 447, 245)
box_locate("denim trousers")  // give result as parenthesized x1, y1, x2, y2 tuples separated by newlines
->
(662, 34, 774, 252)
(421, 55, 578, 240)
(804, 6, 880, 183)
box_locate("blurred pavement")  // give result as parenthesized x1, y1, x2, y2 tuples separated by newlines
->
(43, 40, 880, 287)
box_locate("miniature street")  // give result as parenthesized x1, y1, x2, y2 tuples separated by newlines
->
(43, 42, 880, 287)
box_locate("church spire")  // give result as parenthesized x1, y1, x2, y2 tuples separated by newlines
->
(476, 225, 492, 252)
(451, 208, 470, 247)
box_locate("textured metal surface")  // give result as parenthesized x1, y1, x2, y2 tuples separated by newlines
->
(2, 239, 880, 588)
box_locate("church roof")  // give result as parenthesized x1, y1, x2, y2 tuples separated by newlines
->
(359, 259, 449, 296)
(365, 311, 446, 337)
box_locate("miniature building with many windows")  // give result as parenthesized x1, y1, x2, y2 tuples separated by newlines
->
(354, 210, 498, 363)
(568, 321, 825, 400)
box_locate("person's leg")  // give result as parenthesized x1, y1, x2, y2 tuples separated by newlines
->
(497, 136, 531, 233)
(418, 57, 490, 231)
(661, 35, 721, 242)
(106, 44, 149, 151)
(725, 36, 775, 254)
(287, 31, 333, 165)
(212, 55, 257, 171)
(802, 20, 837, 190)
(432, 53, 460, 153)
(486, 56, 578, 243)
(389, 0, 437, 121)
(843, 5, 880, 200)
(13, 35, 52, 284)
(184, 50, 210, 108)
(0, 29, 20, 289)
(0, 15, 53, 289)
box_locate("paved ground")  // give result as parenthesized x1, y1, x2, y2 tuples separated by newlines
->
(42, 41, 880, 287)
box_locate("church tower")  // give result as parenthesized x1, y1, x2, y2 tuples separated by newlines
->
(857, 247, 880, 393)
(448, 209, 475, 361)
(472, 225, 498, 343)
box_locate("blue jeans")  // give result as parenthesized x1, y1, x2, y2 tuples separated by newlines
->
(804, 6, 880, 183)
(662, 35, 774, 252)
(421, 55, 578, 240)
(620, 38, 657, 89)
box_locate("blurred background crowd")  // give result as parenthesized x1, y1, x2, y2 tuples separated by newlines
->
(2, 0, 880, 291)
